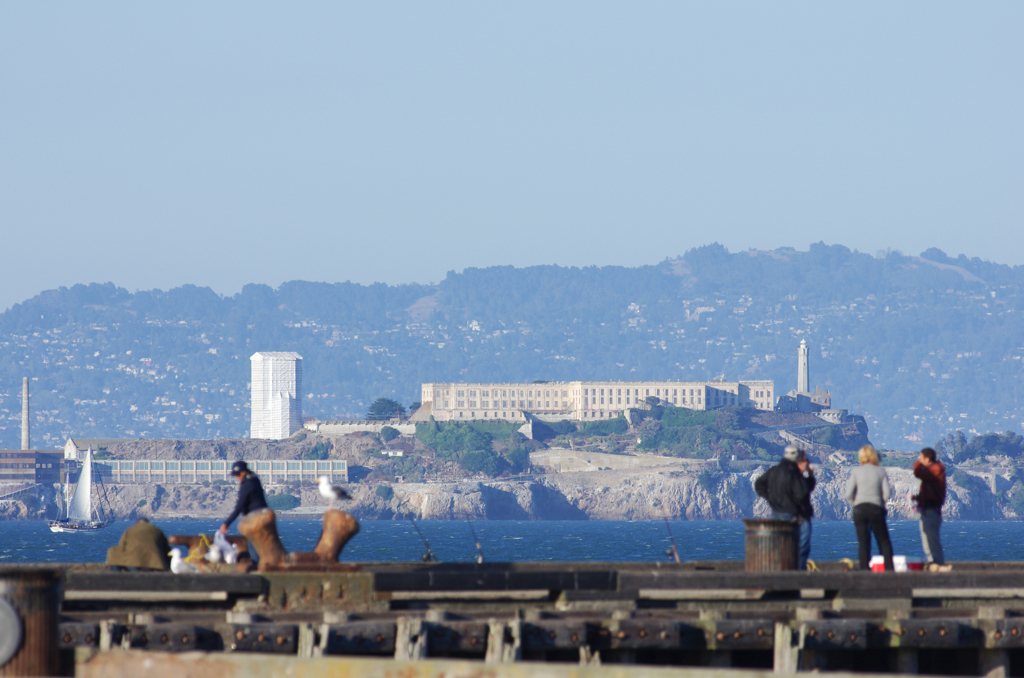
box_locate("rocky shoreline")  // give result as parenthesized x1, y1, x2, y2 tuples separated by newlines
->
(1, 465, 1008, 522)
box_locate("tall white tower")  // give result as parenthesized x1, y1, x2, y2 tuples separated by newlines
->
(797, 339, 809, 394)
(250, 352, 303, 439)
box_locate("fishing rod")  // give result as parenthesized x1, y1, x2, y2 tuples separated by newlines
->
(662, 509, 680, 563)
(400, 501, 438, 563)
(466, 519, 484, 564)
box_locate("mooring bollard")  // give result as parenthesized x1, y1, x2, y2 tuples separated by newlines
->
(238, 508, 287, 569)
(313, 510, 360, 562)
(742, 519, 799, 572)
(0, 567, 60, 677)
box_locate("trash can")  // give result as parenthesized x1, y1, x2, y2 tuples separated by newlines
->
(743, 519, 799, 572)
(0, 567, 60, 677)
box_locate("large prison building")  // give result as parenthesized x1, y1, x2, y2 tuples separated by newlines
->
(419, 379, 774, 422)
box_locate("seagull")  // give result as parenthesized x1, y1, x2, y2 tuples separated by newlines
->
(169, 548, 197, 574)
(318, 475, 350, 508)
(205, 544, 222, 564)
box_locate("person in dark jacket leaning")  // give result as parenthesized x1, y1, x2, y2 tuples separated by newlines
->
(219, 460, 268, 535)
(754, 444, 816, 570)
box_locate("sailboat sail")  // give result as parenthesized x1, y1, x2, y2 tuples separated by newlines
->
(67, 448, 93, 521)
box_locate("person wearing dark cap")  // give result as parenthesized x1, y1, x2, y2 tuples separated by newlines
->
(754, 444, 816, 570)
(219, 460, 268, 535)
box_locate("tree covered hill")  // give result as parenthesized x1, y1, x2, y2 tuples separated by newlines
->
(0, 243, 1021, 450)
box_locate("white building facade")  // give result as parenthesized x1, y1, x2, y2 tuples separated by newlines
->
(250, 352, 303, 439)
(419, 379, 774, 423)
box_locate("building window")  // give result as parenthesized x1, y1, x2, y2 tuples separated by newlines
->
(482, 401, 489, 407)
(469, 390, 476, 397)
(562, 401, 568, 407)
(502, 400, 508, 408)
(458, 400, 465, 408)
(444, 400, 450, 408)
(545, 390, 550, 397)
(600, 389, 605, 396)
(562, 390, 567, 397)
(459, 412, 463, 417)
(625, 397, 630, 404)
(469, 400, 477, 407)
(458, 390, 464, 397)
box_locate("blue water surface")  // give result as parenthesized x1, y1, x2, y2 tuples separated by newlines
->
(1, 520, 1021, 565)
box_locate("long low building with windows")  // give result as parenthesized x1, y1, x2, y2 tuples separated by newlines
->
(418, 379, 774, 422)
(92, 459, 348, 485)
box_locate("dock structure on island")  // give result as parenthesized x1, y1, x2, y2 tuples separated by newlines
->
(32, 559, 1024, 677)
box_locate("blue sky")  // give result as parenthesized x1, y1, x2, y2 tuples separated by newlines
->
(1, 2, 1021, 311)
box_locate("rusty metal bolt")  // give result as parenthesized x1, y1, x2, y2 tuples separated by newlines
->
(235, 630, 245, 641)
(918, 629, 926, 637)
(1012, 627, 1019, 637)
(826, 631, 834, 640)
(85, 634, 94, 644)
(617, 630, 628, 640)
(470, 637, 478, 646)
(715, 632, 726, 642)
(896, 628, 905, 637)
(277, 635, 286, 645)
(571, 633, 579, 643)
(599, 629, 609, 637)
(160, 634, 169, 644)
(257, 633, 266, 643)
(808, 628, 817, 637)
(660, 631, 669, 640)
(181, 635, 190, 645)
(639, 629, 647, 638)
(63, 634, 72, 643)
(733, 630, 741, 639)
(376, 635, 384, 644)
(939, 627, 947, 637)
(849, 634, 857, 642)
(549, 631, 557, 640)
(995, 631, 1004, 640)
(757, 628, 765, 637)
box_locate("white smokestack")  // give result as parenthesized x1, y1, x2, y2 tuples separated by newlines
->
(21, 377, 29, 450)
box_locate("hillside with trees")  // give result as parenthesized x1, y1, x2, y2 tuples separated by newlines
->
(0, 243, 1022, 451)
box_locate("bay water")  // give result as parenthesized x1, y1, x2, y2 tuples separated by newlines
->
(2, 520, 1023, 565)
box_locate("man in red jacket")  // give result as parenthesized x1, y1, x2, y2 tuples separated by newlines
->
(913, 447, 946, 568)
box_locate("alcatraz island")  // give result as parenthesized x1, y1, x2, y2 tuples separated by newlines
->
(4, 340, 1020, 523)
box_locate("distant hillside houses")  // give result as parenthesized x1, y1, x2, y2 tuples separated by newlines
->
(416, 378, 775, 423)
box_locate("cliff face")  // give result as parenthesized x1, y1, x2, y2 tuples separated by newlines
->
(6, 465, 1004, 522)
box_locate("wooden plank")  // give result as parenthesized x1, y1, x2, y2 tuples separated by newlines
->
(619, 570, 1024, 595)
(374, 569, 616, 592)
(64, 572, 264, 594)
(388, 590, 550, 601)
(65, 591, 229, 601)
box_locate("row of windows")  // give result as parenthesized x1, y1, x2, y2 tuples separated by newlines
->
(442, 389, 570, 399)
(450, 400, 569, 410)
(456, 411, 525, 419)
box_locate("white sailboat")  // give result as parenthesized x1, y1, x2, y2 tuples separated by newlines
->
(48, 447, 111, 533)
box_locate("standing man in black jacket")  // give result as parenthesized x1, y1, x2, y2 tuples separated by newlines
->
(754, 445, 816, 570)
(219, 460, 268, 536)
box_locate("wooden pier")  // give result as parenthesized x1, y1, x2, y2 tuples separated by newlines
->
(52, 560, 1024, 676)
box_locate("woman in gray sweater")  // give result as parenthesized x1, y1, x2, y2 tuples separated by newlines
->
(846, 445, 895, 570)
